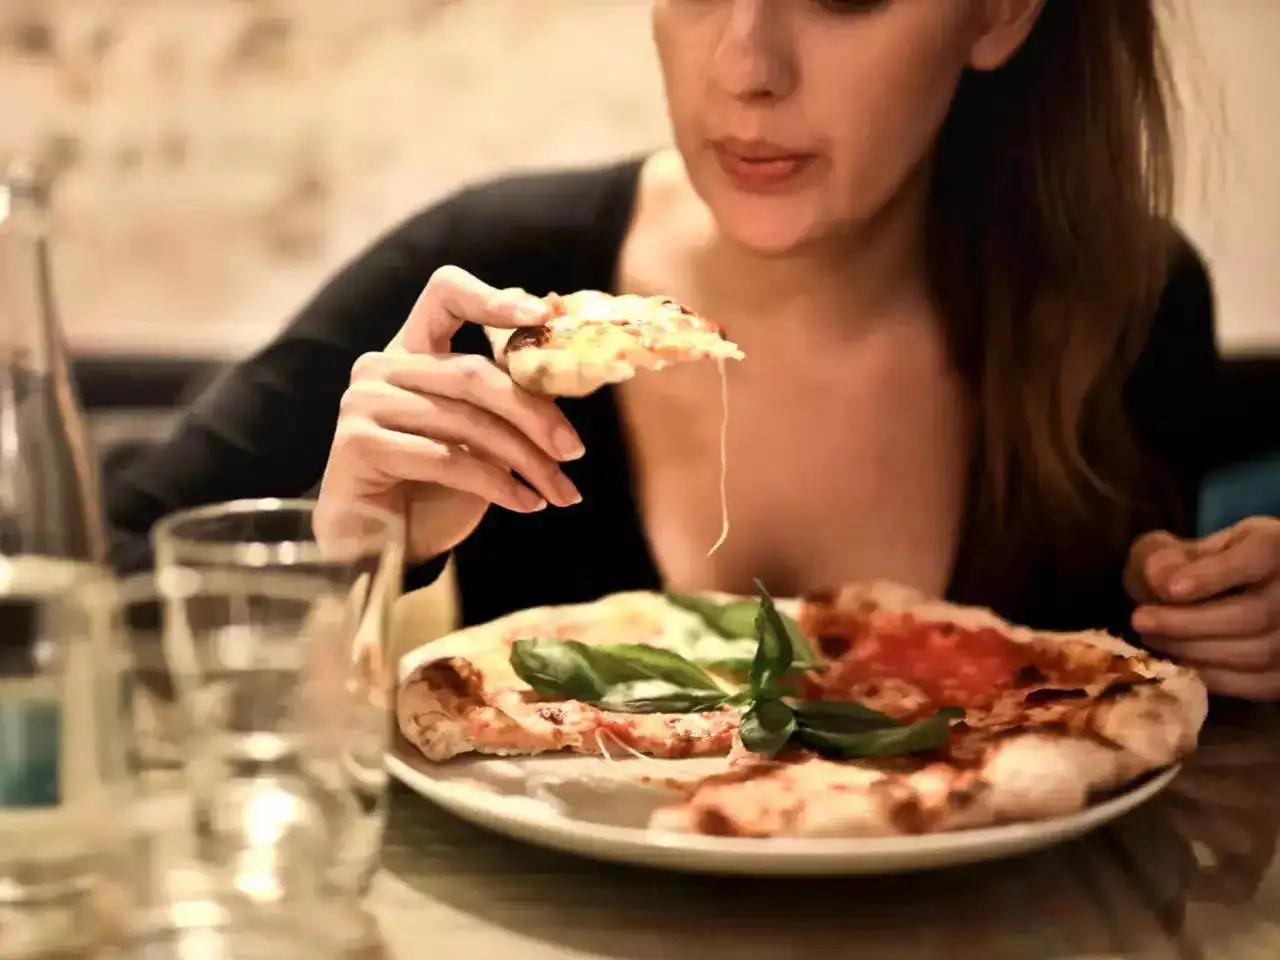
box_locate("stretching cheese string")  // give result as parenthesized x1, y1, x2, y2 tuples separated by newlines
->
(707, 356, 731, 557)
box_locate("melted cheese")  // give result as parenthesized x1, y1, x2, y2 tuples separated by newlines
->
(707, 356, 731, 557)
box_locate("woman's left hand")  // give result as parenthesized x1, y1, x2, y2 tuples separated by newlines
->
(1125, 517, 1280, 701)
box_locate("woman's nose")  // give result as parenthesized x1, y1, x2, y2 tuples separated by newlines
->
(709, 0, 799, 103)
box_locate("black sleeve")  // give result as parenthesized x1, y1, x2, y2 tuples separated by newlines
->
(104, 163, 634, 581)
(1124, 236, 1222, 537)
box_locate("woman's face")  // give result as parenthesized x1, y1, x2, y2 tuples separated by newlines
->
(652, 0, 1041, 255)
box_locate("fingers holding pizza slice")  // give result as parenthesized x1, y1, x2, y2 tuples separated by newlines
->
(489, 290, 744, 398)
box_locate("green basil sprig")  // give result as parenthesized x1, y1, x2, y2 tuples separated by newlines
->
(509, 638, 610, 702)
(729, 581, 964, 760)
(663, 590, 823, 673)
(510, 638, 725, 714)
(791, 706, 964, 758)
(509, 582, 963, 760)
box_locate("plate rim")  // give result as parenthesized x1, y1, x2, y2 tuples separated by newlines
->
(386, 746, 1181, 867)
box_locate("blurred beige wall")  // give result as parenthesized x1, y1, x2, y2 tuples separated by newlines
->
(1169, 0, 1279, 354)
(0, 0, 1275, 357)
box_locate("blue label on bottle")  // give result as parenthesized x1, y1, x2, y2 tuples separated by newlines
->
(0, 699, 61, 807)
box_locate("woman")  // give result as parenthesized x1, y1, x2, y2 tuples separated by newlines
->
(107, 0, 1280, 700)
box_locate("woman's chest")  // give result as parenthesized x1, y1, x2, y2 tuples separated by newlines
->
(615, 331, 972, 599)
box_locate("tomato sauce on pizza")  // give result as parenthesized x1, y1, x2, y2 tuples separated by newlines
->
(799, 603, 1148, 722)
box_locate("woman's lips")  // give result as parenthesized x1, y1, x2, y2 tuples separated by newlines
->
(712, 141, 816, 193)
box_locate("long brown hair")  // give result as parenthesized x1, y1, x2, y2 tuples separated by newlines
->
(930, 1, 1180, 605)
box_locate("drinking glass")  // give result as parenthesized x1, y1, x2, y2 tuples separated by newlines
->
(0, 564, 129, 959)
(105, 567, 381, 959)
(97, 568, 376, 957)
(151, 499, 404, 898)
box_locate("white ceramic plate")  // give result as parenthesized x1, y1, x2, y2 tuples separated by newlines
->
(387, 742, 1181, 877)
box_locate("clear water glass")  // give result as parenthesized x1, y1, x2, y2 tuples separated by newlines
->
(108, 567, 397, 931)
(150, 499, 404, 898)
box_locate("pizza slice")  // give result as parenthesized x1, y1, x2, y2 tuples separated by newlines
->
(496, 290, 744, 398)
(645, 582, 1208, 837)
(396, 591, 753, 762)
(399, 655, 737, 762)
(794, 581, 1206, 750)
(490, 289, 742, 554)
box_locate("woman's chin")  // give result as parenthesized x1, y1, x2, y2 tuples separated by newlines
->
(716, 211, 824, 258)
(703, 186, 832, 257)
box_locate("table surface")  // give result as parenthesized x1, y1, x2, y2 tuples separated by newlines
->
(357, 701, 1280, 960)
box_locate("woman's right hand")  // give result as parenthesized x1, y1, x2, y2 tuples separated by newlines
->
(316, 266, 585, 563)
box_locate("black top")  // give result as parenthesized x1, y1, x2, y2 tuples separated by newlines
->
(106, 156, 1221, 635)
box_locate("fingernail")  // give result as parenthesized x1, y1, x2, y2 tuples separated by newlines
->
(1132, 610, 1157, 632)
(556, 474, 583, 506)
(517, 488, 547, 512)
(552, 427, 585, 461)
(1169, 577, 1194, 598)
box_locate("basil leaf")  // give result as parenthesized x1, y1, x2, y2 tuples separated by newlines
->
(791, 700, 900, 732)
(597, 680, 728, 715)
(661, 630, 752, 665)
(704, 656, 826, 675)
(723, 689, 754, 708)
(584, 643, 721, 692)
(510, 639, 607, 702)
(665, 591, 820, 664)
(793, 707, 963, 759)
(664, 591, 758, 638)
(700, 656, 755, 674)
(749, 581, 795, 694)
(740, 698, 797, 759)
(776, 611, 820, 667)
(705, 600, 762, 638)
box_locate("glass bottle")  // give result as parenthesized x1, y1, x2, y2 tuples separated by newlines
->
(0, 159, 113, 955)
(0, 159, 105, 570)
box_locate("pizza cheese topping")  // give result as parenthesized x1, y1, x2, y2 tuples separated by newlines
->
(505, 291, 744, 366)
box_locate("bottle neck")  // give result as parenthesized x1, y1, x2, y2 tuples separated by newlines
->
(0, 168, 63, 376)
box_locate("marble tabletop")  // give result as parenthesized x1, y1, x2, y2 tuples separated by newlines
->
(358, 701, 1280, 960)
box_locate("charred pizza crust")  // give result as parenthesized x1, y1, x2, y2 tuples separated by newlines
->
(492, 290, 744, 397)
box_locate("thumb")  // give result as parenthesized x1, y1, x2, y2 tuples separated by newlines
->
(392, 268, 550, 356)
(1124, 530, 1189, 604)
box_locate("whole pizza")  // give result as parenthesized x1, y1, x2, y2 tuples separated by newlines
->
(396, 581, 1207, 839)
